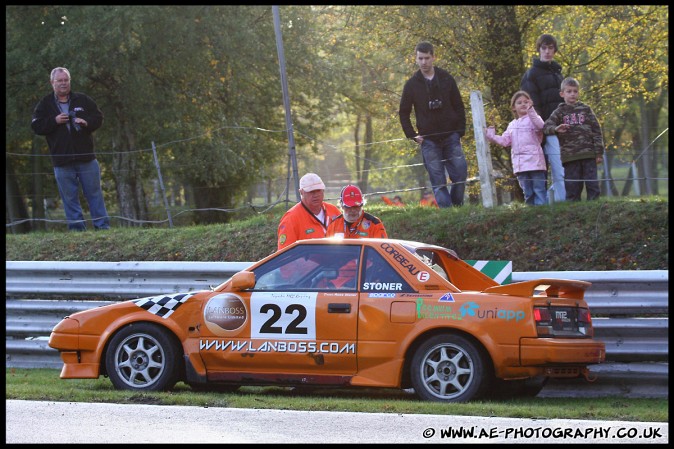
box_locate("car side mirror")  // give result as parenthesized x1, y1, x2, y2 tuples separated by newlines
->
(230, 271, 255, 291)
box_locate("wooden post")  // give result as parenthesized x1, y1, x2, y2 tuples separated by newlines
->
(152, 141, 174, 228)
(470, 91, 497, 208)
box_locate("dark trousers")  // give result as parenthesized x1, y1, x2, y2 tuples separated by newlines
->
(563, 158, 600, 201)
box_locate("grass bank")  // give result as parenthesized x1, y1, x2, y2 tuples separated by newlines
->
(5, 197, 668, 271)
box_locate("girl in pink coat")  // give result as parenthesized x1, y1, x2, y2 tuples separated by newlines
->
(486, 91, 548, 205)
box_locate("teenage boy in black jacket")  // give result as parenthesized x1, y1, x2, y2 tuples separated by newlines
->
(521, 34, 566, 203)
(399, 41, 467, 208)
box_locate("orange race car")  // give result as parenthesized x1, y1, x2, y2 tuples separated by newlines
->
(49, 238, 605, 402)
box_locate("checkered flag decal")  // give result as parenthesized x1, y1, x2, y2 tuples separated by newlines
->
(133, 292, 195, 319)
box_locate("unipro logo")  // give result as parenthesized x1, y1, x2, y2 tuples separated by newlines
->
(204, 293, 247, 336)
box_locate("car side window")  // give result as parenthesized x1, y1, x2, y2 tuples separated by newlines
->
(252, 244, 361, 291)
(362, 247, 415, 293)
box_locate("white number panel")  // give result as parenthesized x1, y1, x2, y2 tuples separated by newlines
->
(250, 292, 317, 340)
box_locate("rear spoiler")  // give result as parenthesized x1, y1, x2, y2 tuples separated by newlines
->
(482, 278, 592, 300)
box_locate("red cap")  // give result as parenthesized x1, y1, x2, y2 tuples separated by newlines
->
(340, 185, 364, 207)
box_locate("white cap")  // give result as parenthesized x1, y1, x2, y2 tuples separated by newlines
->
(299, 173, 326, 192)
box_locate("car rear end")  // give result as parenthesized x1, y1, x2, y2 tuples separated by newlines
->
(520, 299, 604, 380)
(484, 278, 605, 380)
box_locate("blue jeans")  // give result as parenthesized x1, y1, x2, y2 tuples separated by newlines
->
(53, 159, 110, 231)
(420, 133, 467, 207)
(544, 135, 566, 203)
(517, 170, 547, 206)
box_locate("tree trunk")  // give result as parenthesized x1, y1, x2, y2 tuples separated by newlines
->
(639, 98, 653, 195)
(360, 113, 373, 193)
(354, 112, 361, 179)
(479, 5, 525, 204)
(191, 182, 234, 224)
(111, 121, 149, 227)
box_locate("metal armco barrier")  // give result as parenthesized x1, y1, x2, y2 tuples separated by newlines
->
(5, 261, 254, 298)
(5, 262, 668, 397)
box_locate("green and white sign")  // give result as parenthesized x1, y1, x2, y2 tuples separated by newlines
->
(465, 260, 512, 285)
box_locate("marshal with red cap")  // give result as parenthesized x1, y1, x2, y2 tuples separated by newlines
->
(340, 184, 365, 207)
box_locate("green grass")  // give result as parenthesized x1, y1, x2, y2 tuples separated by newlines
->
(5, 197, 668, 272)
(6, 369, 668, 422)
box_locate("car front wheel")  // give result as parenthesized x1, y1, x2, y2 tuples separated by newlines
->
(105, 322, 182, 391)
(410, 334, 489, 403)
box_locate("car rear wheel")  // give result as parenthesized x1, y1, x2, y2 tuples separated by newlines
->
(105, 322, 182, 391)
(410, 334, 489, 403)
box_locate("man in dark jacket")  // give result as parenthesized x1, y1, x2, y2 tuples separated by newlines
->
(31, 67, 110, 231)
(399, 41, 467, 208)
(521, 34, 566, 203)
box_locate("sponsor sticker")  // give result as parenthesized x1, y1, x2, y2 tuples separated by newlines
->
(417, 271, 430, 282)
(203, 293, 248, 336)
(362, 282, 403, 291)
(415, 297, 461, 320)
(380, 242, 420, 276)
(459, 301, 526, 321)
(439, 292, 455, 302)
(200, 339, 356, 354)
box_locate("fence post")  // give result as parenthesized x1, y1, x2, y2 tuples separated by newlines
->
(470, 91, 497, 208)
(602, 150, 612, 198)
(152, 141, 173, 228)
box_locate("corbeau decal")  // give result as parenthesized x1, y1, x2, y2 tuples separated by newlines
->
(204, 293, 248, 335)
(133, 292, 194, 319)
(380, 242, 420, 275)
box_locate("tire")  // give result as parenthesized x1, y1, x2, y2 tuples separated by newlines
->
(105, 322, 182, 391)
(410, 334, 489, 403)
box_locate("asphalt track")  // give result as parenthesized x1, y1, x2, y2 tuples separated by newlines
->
(5, 400, 668, 444)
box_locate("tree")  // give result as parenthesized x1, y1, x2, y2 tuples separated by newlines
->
(6, 6, 668, 232)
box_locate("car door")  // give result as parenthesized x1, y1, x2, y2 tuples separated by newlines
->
(355, 245, 419, 384)
(198, 243, 360, 377)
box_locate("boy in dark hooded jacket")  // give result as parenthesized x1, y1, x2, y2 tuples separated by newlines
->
(521, 34, 566, 203)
